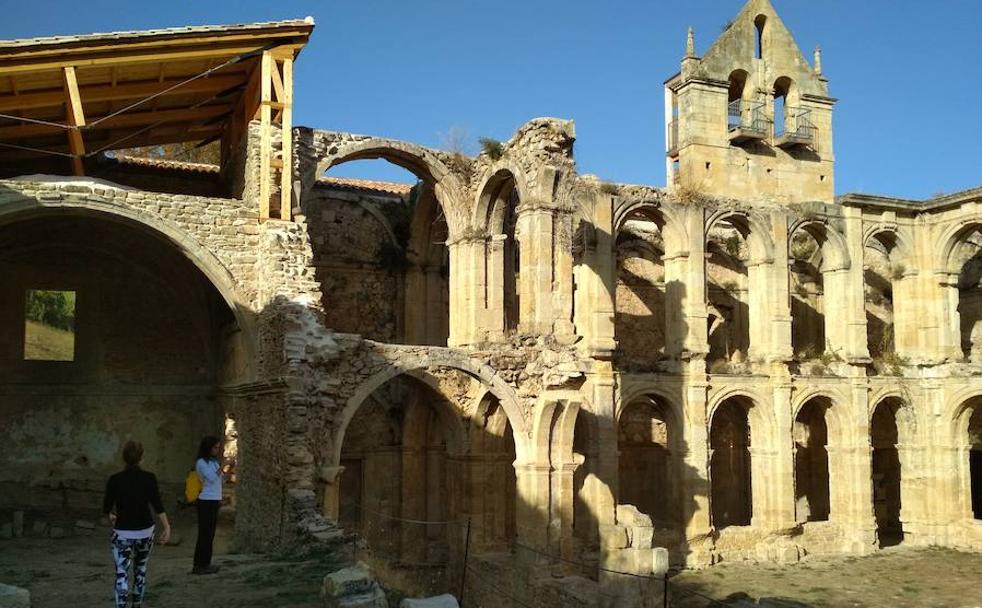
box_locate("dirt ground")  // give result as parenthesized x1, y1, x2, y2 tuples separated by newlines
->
(669, 545, 982, 608)
(0, 514, 347, 608)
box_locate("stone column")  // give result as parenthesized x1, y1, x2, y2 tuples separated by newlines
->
(447, 236, 485, 346)
(822, 266, 851, 357)
(516, 207, 556, 335)
(770, 212, 793, 361)
(681, 378, 712, 564)
(892, 272, 918, 359)
(682, 207, 709, 359)
(843, 206, 871, 362)
(747, 260, 770, 362)
(768, 383, 797, 529)
(937, 272, 963, 362)
(580, 194, 617, 358)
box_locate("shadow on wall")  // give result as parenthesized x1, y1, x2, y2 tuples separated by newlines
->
(0, 185, 253, 520)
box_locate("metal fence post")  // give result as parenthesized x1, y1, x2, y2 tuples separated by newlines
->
(459, 517, 472, 606)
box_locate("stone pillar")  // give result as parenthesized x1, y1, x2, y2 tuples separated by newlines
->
(515, 461, 552, 553)
(578, 193, 617, 358)
(447, 237, 485, 346)
(839, 380, 877, 552)
(404, 266, 426, 344)
(682, 207, 709, 359)
(747, 260, 770, 362)
(319, 465, 345, 521)
(937, 272, 963, 362)
(843, 207, 871, 362)
(892, 272, 918, 359)
(770, 212, 793, 361)
(681, 378, 711, 564)
(516, 207, 560, 336)
(768, 383, 797, 529)
(663, 251, 689, 360)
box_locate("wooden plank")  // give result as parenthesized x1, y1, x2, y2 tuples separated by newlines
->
(279, 56, 293, 221)
(0, 42, 306, 76)
(62, 66, 86, 175)
(0, 73, 245, 112)
(258, 50, 272, 220)
(269, 60, 285, 102)
(0, 103, 231, 141)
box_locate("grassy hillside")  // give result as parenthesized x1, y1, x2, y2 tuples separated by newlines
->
(24, 320, 75, 361)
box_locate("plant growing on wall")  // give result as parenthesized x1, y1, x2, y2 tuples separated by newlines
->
(479, 137, 504, 160)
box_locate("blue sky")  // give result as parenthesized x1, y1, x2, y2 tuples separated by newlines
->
(3, 0, 980, 199)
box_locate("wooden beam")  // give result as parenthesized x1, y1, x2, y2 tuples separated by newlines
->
(0, 104, 232, 141)
(0, 73, 246, 113)
(258, 50, 273, 220)
(0, 27, 312, 64)
(269, 60, 285, 102)
(62, 66, 86, 175)
(0, 42, 306, 76)
(279, 57, 293, 221)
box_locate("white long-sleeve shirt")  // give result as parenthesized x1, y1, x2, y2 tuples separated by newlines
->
(195, 458, 222, 501)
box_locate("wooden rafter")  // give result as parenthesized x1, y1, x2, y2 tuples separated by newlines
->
(0, 103, 232, 141)
(62, 66, 85, 175)
(0, 73, 247, 113)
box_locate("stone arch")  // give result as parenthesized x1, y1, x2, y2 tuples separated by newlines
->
(613, 200, 687, 256)
(474, 167, 524, 335)
(0, 194, 252, 343)
(864, 226, 914, 268)
(312, 135, 467, 237)
(791, 394, 839, 524)
(789, 218, 851, 272)
(791, 388, 848, 446)
(936, 220, 982, 274)
(617, 383, 685, 429)
(706, 209, 775, 265)
(708, 387, 775, 440)
(947, 392, 982, 521)
(333, 355, 529, 466)
(474, 162, 531, 230)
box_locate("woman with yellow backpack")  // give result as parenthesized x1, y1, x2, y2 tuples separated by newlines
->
(187, 435, 223, 575)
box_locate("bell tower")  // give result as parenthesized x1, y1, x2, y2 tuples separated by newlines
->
(664, 0, 836, 203)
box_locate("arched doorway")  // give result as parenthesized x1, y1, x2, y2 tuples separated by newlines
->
(468, 394, 517, 552)
(710, 397, 753, 528)
(794, 398, 831, 523)
(338, 374, 463, 565)
(871, 397, 905, 546)
(0, 211, 242, 511)
(617, 395, 678, 528)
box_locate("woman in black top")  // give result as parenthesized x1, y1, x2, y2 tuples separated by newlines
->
(103, 441, 171, 608)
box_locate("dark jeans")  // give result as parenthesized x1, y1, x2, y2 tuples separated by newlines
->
(194, 499, 221, 568)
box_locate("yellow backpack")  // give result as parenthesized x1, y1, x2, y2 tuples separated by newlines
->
(184, 469, 202, 504)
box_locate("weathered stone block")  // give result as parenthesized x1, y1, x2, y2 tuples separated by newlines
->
(0, 583, 30, 608)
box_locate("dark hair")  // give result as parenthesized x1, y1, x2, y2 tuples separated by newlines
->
(122, 441, 144, 468)
(197, 435, 221, 461)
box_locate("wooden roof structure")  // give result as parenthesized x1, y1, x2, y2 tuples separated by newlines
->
(0, 19, 313, 184)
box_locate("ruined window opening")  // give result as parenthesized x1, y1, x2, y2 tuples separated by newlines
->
(618, 397, 675, 527)
(481, 170, 522, 336)
(773, 78, 791, 137)
(871, 398, 904, 547)
(24, 289, 76, 362)
(794, 399, 831, 523)
(865, 233, 900, 369)
(706, 220, 750, 371)
(954, 227, 982, 362)
(790, 229, 826, 361)
(710, 399, 752, 528)
(615, 211, 668, 367)
(754, 15, 767, 60)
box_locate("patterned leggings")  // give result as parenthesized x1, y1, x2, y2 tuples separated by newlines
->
(111, 532, 154, 608)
